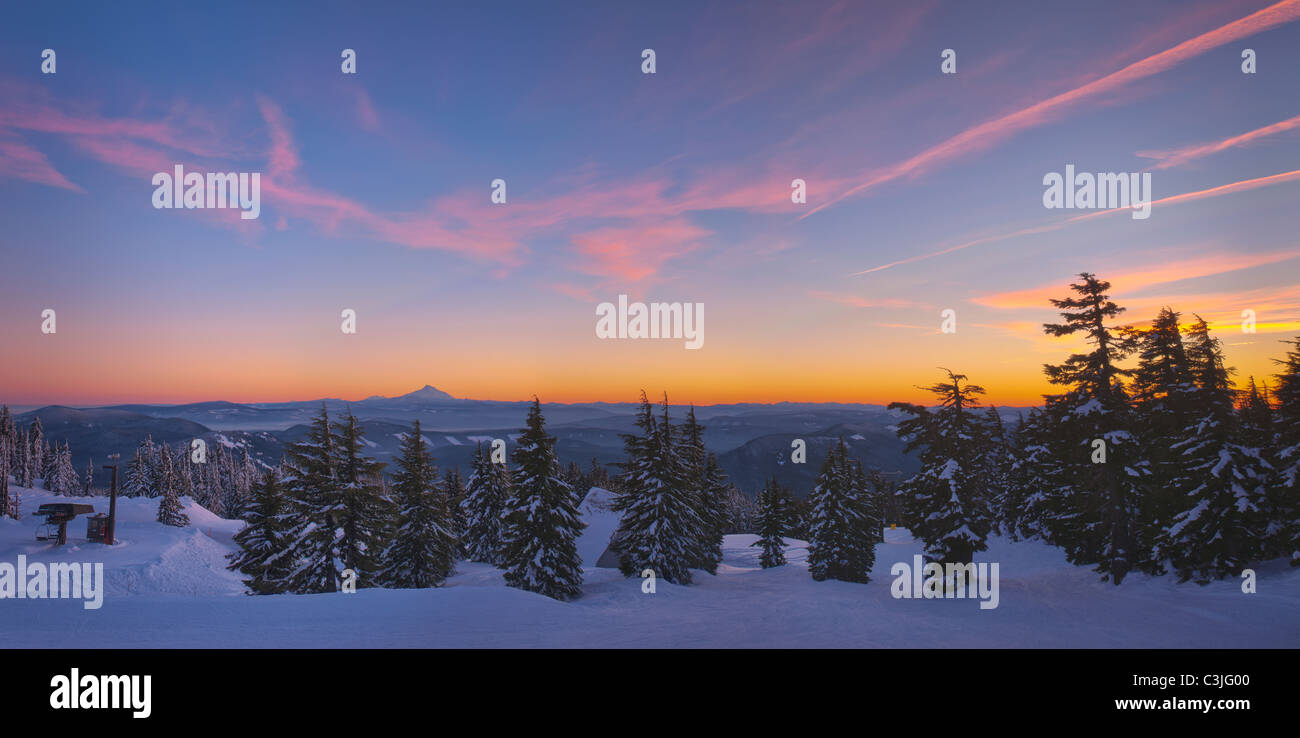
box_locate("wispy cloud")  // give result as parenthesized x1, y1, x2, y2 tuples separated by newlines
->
(1138, 113, 1300, 170)
(1068, 168, 1300, 222)
(353, 88, 382, 133)
(853, 168, 1300, 276)
(973, 249, 1300, 309)
(803, 0, 1300, 219)
(808, 290, 928, 310)
(0, 133, 82, 191)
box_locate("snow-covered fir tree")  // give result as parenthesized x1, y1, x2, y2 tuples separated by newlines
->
(980, 405, 1015, 536)
(1238, 377, 1286, 559)
(379, 419, 457, 588)
(227, 468, 293, 594)
(331, 411, 391, 588)
(501, 398, 585, 600)
(680, 405, 727, 574)
(1159, 318, 1271, 582)
(82, 458, 95, 496)
(1028, 273, 1151, 583)
(889, 369, 994, 565)
(45, 442, 80, 497)
(752, 477, 791, 568)
(807, 439, 878, 582)
(13, 427, 32, 488)
(29, 417, 44, 481)
(442, 465, 468, 557)
(225, 447, 258, 519)
(277, 405, 344, 594)
(612, 392, 702, 585)
(193, 443, 221, 515)
(0, 406, 12, 518)
(155, 449, 190, 527)
(1273, 336, 1300, 565)
(173, 447, 196, 508)
(1002, 409, 1052, 541)
(1127, 307, 1199, 538)
(461, 441, 511, 564)
(124, 436, 157, 497)
(722, 484, 757, 535)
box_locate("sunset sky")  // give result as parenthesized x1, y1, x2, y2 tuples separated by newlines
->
(2, 0, 1298, 408)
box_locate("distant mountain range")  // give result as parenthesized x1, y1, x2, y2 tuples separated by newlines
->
(11, 386, 1030, 497)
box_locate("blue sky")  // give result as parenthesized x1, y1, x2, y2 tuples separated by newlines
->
(1, 0, 1298, 406)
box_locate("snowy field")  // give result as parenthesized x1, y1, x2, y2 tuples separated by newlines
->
(0, 484, 1296, 648)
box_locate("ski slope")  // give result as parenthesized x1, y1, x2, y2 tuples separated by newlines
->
(0, 485, 1296, 648)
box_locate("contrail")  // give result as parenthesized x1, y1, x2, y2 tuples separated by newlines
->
(805, 0, 1300, 219)
(852, 169, 1300, 276)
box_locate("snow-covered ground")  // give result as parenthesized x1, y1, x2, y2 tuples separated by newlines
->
(0, 484, 1296, 648)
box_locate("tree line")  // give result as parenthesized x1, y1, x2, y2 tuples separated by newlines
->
(227, 394, 766, 599)
(881, 273, 1299, 585)
(0, 410, 92, 516)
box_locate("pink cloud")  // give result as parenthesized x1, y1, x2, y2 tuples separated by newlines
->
(0, 79, 834, 281)
(354, 88, 381, 132)
(0, 133, 81, 191)
(973, 249, 1300, 310)
(571, 219, 710, 282)
(1138, 114, 1300, 170)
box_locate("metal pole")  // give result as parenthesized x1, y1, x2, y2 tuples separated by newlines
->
(103, 453, 120, 545)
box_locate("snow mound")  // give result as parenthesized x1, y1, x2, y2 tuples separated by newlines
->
(576, 487, 620, 568)
(1, 488, 246, 598)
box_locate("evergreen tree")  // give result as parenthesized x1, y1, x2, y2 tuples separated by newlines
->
(173, 447, 196, 507)
(980, 405, 1015, 536)
(0, 406, 12, 517)
(332, 411, 391, 587)
(82, 458, 95, 496)
(29, 417, 44, 481)
(1273, 336, 1300, 565)
(41, 442, 57, 490)
(889, 370, 994, 565)
(442, 465, 468, 556)
(806, 439, 877, 582)
(752, 477, 791, 568)
(1004, 409, 1051, 540)
(379, 420, 457, 588)
(277, 405, 344, 594)
(224, 448, 257, 519)
(227, 469, 293, 594)
(1159, 318, 1271, 581)
(1032, 273, 1150, 583)
(1127, 307, 1198, 537)
(462, 441, 511, 564)
(587, 457, 611, 490)
(612, 393, 701, 584)
(125, 436, 157, 497)
(14, 427, 33, 488)
(46, 442, 80, 497)
(680, 406, 726, 574)
(155, 450, 190, 526)
(563, 460, 585, 492)
(1238, 377, 1286, 559)
(722, 484, 757, 534)
(501, 398, 584, 600)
